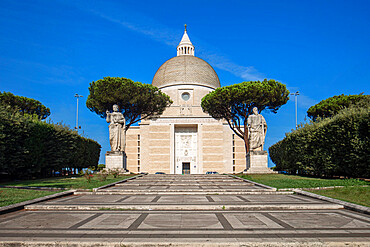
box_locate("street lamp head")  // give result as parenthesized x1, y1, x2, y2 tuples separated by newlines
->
(290, 91, 300, 96)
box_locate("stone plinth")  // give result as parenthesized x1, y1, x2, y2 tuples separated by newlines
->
(105, 151, 128, 173)
(243, 151, 275, 174)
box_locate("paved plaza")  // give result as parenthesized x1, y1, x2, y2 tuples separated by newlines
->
(0, 174, 369, 246)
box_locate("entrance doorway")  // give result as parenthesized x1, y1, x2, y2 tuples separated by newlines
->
(182, 162, 190, 174)
(174, 126, 198, 174)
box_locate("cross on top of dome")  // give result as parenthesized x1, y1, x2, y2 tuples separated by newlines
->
(177, 25, 194, 56)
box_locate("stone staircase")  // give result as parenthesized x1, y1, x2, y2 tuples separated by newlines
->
(1, 174, 368, 245)
(26, 174, 342, 210)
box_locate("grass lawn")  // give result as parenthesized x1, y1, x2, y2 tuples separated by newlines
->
(0, 174, 136, 190)
(0, 174, 137, 207)
(306, 186, 370, 207)
(238, 173, 369, 189)
(0, 188, 61, 207)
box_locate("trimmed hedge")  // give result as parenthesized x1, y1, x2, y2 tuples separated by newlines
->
(0, 104, 101, 178)
(269, 107, 369, 178)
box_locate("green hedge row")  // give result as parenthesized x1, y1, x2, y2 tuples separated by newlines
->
(0, 104, 101, 178)
(269, 107, 369, 178)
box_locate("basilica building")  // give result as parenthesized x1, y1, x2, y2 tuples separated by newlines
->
(125, 28, 247, 174)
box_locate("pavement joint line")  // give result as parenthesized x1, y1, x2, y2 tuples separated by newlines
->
(92, 174, 143, 192)
(293, 189, 370, 215)
(151, 196, 161, 202)
(0, 189, 76, 215)
(53, 195, 80, 203)
(68, 213, 103, 229)
(215, 213, 233, 230)
(287, 194, 313, 202)
(205, 196, 215, 202)
(127, 213, 148, 230)
(0, 211, 28, 224)
(115, 196, 131, 203)
(261, 212, 294, 229)
(236, 195, 250, 202)
(335, 211, 370, 224)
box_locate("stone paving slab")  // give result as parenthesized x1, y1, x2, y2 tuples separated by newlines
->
(100, 187, 273, 192)
(116, 182, 254, 186)
(0, 209, 369, 244)
(25, 194, 343, 211)
(77, 191, 293, 195)
(34, 194, 327, 205)
(24, 194, 343, 211)
(0, 241, 369, 247)
(26, 204, 344, 211)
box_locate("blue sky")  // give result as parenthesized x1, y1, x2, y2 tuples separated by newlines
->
(1, 0, 369, 166)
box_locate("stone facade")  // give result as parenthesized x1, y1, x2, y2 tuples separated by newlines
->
(126, 121, 247, 174)
(124, 28, 272, 174)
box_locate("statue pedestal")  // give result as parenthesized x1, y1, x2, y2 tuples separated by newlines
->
(243, 151, 275, 174)
(105, 151, 128, 173)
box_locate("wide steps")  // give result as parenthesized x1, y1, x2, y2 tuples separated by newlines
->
(26, 203, 343, 211)
(75, 191, 287, 195)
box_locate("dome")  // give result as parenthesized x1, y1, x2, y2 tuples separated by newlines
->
(152, 26, 220, 89)
(152, 55, 220, 89)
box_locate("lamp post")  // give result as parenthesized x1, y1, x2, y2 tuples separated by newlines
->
(290, 91, 299, 129)
(74, 94, 83, 131)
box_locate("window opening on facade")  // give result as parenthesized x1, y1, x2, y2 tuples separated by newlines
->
(137, 134, 141, 172)
(232, 134, 236, 174)
(181, 92, 190, 101)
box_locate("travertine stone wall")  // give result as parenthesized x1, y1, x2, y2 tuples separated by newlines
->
(201, 124, 225, 173)
(223, 124, 233, 174)
(126, 126, 140, 173)
(234, 134, 247, 173)
(147, 124, 171, 173)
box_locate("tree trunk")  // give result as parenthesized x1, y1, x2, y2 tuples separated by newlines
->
(243, 127, 249, 153)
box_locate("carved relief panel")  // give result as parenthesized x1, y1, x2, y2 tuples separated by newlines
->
(175, 127, 197, 174)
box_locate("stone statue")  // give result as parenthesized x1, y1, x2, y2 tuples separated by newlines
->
(247, 107, 267, 151)
(106, 104, 126, 152)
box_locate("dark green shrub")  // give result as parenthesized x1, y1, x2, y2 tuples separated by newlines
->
(269, 107, 369, 178)
(0, 103, 101, 179)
